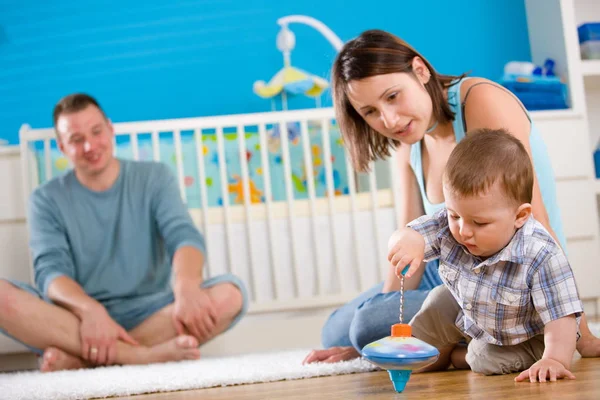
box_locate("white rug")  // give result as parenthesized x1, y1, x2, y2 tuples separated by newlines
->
(0, 349, 377, 400)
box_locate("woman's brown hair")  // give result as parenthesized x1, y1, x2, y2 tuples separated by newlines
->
(332, 29, 466, 172)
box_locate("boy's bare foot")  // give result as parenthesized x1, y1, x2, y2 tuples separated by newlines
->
(144, 335, 200, 364)
(39, 347, 85, 372)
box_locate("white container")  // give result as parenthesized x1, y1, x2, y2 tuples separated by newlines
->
(581, 40, 600, 59)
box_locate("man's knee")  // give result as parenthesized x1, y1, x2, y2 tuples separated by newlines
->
(0, 280, 19, 320)
(210, 282, 244, 318)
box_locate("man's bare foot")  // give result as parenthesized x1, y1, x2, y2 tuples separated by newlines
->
(577, 334, 600, 357)
(145, 335, 200, 364)
(39, 347, 85, 372)
(302, 346, 360, 364)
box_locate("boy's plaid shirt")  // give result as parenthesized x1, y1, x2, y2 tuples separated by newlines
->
(408, 209, 583, 345)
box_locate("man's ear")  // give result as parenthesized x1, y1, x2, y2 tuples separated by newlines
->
(56, 133, 66, 155)
(411, 56, 431, 85)
(107, 119, 115, 138)
(514, 203, 532, 229)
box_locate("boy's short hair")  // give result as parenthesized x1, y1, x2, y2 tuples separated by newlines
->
(443, 128, 533, 204)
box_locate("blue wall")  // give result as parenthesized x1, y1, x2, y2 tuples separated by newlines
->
(0, 0, 531, 144)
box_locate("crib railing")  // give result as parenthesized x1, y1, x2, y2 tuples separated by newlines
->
(19, 107, 402, 314)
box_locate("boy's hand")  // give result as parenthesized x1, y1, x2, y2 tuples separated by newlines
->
(514, 358, 576, 383)
(387, 228, 425, 279)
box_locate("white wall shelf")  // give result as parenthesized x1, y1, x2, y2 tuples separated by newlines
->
(530, 108, 581, 121)
(525, 0, 600, 301)
(582, 59, 600, 76)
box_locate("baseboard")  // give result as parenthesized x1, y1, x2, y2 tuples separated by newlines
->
(0, 352, 37, 372)
(200, 307, 335, 357)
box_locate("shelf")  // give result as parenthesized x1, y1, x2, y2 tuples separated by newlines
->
(529, 108, 581, 121)
(582, 60, 600, 77)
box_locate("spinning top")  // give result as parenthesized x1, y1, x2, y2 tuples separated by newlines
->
(361, 323, 440, 392)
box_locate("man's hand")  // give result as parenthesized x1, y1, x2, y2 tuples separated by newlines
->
(387, 228, 426, 279)
(514, 357, 576, 382)
(79, 304, 139, 365)
(173, 284, 218, 344)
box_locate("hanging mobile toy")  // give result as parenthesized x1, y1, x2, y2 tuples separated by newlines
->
(361, 270, 440, 393)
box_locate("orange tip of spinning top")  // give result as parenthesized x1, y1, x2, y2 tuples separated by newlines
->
(391, 323, 412, 337)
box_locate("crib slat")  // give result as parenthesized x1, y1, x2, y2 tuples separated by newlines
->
(237, 124, 257, 302)
(18, 126, 36, 285)
(258, 123, 280, 301)
(19, 125, 34, 198)
(299, 120, 322, 296)
(44, 139, 52, 181)
(343, 131, 364, 293)
(194, 129, 211, 279)
(131, 132, 139, 161)
(278, 120, 300, 298)
(388, 152, 402, 225)
(368, 163, 384, 284)
(173, 130, 187, 204)
(216, 126, 234, 275)
(320, 119, 342, 295)
(151, 130, 160, 161)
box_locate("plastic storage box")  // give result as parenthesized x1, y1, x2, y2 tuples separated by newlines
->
(501, 75, 568, 110)
(578, 23, 600, 43)
(594, 146, 600, 179)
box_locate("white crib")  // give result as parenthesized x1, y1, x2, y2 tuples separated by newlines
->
(18, 107, 402, 321)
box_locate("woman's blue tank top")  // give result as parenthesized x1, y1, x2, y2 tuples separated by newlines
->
(409, 78, 567, 249)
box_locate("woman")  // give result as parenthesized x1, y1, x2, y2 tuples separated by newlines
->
(303, 29, 600, 364)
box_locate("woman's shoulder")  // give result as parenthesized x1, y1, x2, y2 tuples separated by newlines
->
(458, 77, 499, 103)
(459, 77, 530, 132)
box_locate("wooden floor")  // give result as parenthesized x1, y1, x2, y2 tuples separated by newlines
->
(114, 356, 600, 400)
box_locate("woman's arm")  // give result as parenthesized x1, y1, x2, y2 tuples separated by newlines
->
(460, 79, 558, 243)
(383, 144, 427, 292)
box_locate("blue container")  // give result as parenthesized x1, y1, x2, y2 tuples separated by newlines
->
(594, 148, 600, 179)
(578, 23, 600, 43)
(500, 75, 568, 110)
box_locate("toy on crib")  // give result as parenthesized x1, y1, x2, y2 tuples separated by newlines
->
(253, 16, 337, 111)
(361, 272, 440, 393)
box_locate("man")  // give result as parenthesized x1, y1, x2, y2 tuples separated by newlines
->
(0, 93, 247, 372)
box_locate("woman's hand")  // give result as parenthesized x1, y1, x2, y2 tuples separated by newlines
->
(302, 346, 361, 364)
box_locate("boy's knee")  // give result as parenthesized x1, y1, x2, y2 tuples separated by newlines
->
(466, 352, 502, 375)
(418, 285, 457, 323)
(466, 343, 530, 375)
